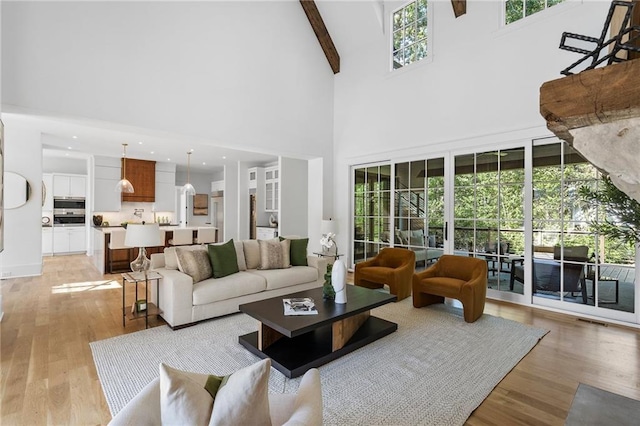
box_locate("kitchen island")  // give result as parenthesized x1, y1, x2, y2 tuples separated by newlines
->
(92, 225, 217, 274)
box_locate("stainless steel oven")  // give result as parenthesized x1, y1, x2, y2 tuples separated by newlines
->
(54, 197, 86, 226)
(53, 209, 86, 226)
(53, 198, 86, 210)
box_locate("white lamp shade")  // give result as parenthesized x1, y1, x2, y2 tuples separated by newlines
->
(321, 219, 336, 235)
(125, 223, 162, 248)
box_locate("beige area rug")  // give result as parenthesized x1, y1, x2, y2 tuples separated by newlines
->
(90, 298, 547, 425)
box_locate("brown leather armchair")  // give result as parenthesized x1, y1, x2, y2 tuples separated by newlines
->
(354, 248, 416, 301)
(412, 255, 488, 323)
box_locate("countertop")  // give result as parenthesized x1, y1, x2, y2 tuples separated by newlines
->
(92, 225, 216, 232)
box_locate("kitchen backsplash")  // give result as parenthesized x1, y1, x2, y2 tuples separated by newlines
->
(94, 202, 175, 226)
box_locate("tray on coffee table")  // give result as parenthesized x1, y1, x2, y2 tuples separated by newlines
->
(239, 285, 397, 378)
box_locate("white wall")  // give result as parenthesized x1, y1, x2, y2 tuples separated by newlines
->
(1, 1, 334, 161)
(279, 157, 309, 238)
(331, 0, 609, 259)
(43, 156, 88, 174)
(308, 158, 324, 254)
(0, 118, 43, 278)
(224, 162, 239, 241)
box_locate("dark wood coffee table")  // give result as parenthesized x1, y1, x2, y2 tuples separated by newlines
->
(238, 285, 397, 378)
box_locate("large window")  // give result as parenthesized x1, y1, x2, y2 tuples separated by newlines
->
(505, 0, 565, 25)
(392, 0, 428, 70)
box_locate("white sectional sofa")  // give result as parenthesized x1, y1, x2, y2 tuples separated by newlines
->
(149, 240, 327, 329)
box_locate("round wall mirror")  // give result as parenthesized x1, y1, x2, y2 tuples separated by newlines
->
(4, 172, 32, 209)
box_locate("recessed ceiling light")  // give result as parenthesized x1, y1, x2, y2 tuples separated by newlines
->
(167, 158, 171, 161)
(67, 146, 72, 150)
(72, 136, 77, 139)
(222, 156, 226, 159)
(190, 148, 194, 152)
(202, 162, 206, 165)
(65, 153, 69, 156)
(150, 151, 155, 154)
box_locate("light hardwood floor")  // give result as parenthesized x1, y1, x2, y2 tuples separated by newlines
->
(1, 254, 639, 425)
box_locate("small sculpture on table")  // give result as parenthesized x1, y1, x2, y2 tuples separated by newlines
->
(322, 264, 335, 301)
(332, 259, 347, 304)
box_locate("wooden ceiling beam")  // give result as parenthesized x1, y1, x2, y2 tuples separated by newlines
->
(540, 59, 640, 143)
(451, 0, 467, 18)
(299, 0, 340, 74)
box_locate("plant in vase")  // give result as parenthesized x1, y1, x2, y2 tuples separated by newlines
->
(322, 264, 335, 300)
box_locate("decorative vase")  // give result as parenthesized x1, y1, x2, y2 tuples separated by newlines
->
(322, 264, 335, 300)
(332, 259, 347, 304)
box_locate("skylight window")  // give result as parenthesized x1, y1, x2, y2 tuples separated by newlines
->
(392, 0, 428, 70)
(505, 0, 566, 25)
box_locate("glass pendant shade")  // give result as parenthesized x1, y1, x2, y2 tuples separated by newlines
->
(182, 182, 196, 195)
(115, 178, 134, 193)
(115, 143, 135, 193)
(182, 151, 196, 195)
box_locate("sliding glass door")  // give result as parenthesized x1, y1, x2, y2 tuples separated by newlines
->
(349, 139, 636, 322)
(352, 157, 446, 269)
(452, 148, 526, 297)
(532, 140, 635, 321)
(394, 158, 445, 268)
(353, 164, 392, 264)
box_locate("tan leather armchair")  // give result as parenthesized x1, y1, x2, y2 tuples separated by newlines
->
(412, 255, 488, 323)
(354, 248, 416, 301)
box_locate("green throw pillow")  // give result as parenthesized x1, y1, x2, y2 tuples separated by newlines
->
(204, 374, 229, 399)
(208, 239, 240, 278)
(279, 236, 308, 266)
(289, 238, 308, 266)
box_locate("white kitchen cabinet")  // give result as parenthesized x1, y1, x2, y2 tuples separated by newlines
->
(53, 174, 86, 198)
(53, 227, 86, 254)
(153, 162, 176, 212)
(53, 228, 70, 253)
(42, 228, 53, 255)
(92, 156, 122, 212)
(256, 227, 278, 240)
(248, 167, 257, 189)
(69, 228, 86, 252)
(264, 166, 279, 212)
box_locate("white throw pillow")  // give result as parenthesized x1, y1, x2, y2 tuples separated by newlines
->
(209, 358, 272, 426)
(243, 240, 261, 270)
(159, 363, 214, 425)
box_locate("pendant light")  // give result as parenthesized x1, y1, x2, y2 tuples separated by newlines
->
(115, 143, 134, 193)
(182, 151, 196, 195)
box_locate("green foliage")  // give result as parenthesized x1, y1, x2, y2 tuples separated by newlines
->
(579, 176, 640, 247)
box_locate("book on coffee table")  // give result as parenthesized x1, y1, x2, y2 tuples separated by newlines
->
(283, 298, 317, 316)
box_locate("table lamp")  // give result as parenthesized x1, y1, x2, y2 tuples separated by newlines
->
(125, 223, 162, 272)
